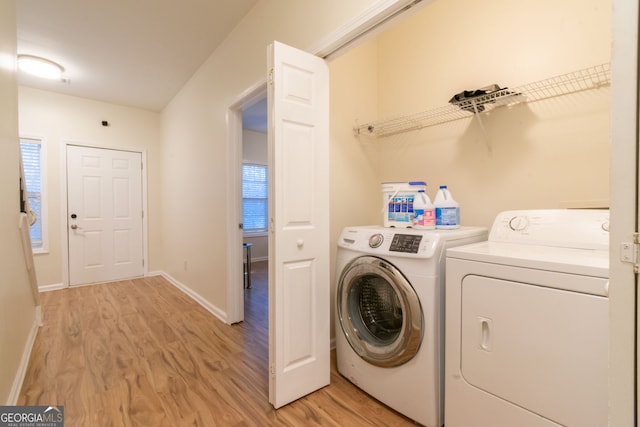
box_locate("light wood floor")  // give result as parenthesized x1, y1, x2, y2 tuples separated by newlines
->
(19, 261, 417, 426)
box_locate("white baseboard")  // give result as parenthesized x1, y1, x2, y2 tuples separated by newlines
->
(6, 306, 41, 405)
(38, 283, 65, 292)
(147, 271, 228, 324)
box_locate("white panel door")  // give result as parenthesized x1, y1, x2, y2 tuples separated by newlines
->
(67, 145, 143, 286)
(267, 41, 330, 408)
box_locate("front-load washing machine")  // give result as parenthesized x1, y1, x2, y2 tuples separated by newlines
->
(445, 209, 609, 427)
(335, 225, 487, 427)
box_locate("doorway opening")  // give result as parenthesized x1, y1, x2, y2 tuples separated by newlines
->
(226, 83, 267, 324)
(241, 96, 269, 321)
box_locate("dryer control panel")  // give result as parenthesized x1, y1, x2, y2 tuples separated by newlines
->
(489, 209, 609, 250)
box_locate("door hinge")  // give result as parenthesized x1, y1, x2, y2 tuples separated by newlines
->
(620, 232, 640, 273)
(268, 68, 274, 85)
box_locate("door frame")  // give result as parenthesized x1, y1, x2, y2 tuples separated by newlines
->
(61, 141, 149, 287)
(609, 0, 639, 423)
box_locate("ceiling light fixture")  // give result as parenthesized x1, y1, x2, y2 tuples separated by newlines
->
(17, 54, 65, 80)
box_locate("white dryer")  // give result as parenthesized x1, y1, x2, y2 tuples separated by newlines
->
(445, 209, 609, 427)
(335, 225, 487, 427)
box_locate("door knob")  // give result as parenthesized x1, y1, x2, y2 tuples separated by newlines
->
(70, 224, 78, 229)
(297, 239, 304, 248)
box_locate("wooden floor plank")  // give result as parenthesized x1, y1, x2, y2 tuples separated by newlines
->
(19, 261, 417, 426)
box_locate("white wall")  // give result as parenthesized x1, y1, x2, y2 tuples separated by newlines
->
(18, 87, 161, 286)
(0, 0, 39, 404)
(159, 0, 391, 318)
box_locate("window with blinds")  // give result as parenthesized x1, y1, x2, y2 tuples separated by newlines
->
(20, 138, 46, 251)
(242, 163, 268, 233)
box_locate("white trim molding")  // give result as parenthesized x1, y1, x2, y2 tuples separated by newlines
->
(147, 271, 228, 324)
(6, 307, 41, 405)
(38, 283, 65, 292)
(310, 0, 431, 59)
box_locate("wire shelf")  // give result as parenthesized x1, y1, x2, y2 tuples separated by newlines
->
(354, 63, 611, 138)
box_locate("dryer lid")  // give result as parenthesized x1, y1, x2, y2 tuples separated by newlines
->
(447, 240, 608, 280)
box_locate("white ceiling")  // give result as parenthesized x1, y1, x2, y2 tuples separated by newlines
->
(16, 0, 258, 112)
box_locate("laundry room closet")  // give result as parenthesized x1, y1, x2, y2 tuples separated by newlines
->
(328, 0, 611, 232)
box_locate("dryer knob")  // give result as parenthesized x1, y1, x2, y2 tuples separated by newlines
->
(509, 215, 529, 231)
(369, 233, 384, 248)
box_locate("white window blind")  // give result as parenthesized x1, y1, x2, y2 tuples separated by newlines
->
(20, 139, 45, 250)
(242, 163, 268, 233)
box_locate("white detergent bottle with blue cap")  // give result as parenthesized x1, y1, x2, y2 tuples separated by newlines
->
(412, 189, 435, 229)
(434, 185, 460, 229)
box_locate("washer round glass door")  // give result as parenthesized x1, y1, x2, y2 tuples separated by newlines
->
(337, 255, 423, 367)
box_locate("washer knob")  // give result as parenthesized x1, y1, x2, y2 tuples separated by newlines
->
(369, 233, 384, 248)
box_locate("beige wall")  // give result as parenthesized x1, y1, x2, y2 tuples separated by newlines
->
(159, 0, 390, 317)
(332, 0, 611, 231)
(0, 0, 39, 404)
(18, 87, 161, 286)
(327, 40, 385, 336)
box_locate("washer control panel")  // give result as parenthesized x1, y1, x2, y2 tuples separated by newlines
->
(490, 209, 609, 250)
(339, 227, 438, 258)
(388, 234, 423, 253)
(338, 226, 487, 259)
